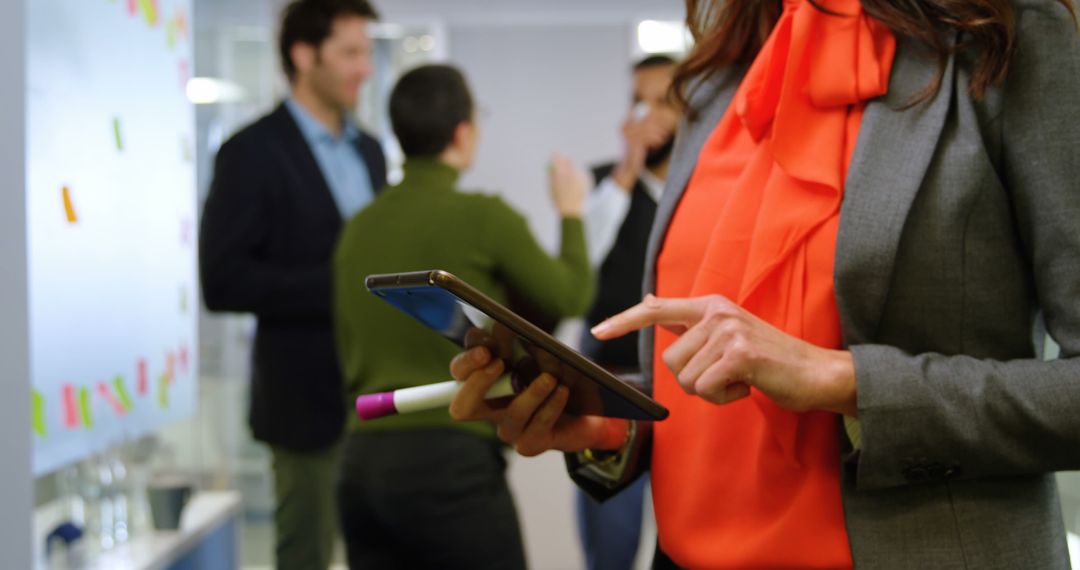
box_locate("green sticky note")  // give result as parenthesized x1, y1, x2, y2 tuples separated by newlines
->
(78, 387, 94, 428)
(114, 375, 134, 412)
(139, 0, 158, 26)
(158, 373, 170, 408)
(113, 117, 123, 151)
(31, 389, 47, 438)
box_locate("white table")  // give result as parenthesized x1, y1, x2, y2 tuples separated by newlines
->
(35, 490, 242, 570)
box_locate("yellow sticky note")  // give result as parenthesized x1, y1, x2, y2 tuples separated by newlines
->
(112, 117, 123, 151)
(62, 186, 78, 223)
(166, 20, 176, 49)
(32, 389, 47, 438)
(139, 0, 158, 26)
(158, 373, 170, 408)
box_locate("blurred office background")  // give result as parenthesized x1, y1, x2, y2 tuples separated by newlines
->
(190, 1, 687, 568)
(5, 0, 1077, 569)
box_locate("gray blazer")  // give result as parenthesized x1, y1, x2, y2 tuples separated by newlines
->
(627, 0, 1080, 567)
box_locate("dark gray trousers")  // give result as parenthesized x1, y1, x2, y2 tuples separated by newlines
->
(337, 429, 526, 570)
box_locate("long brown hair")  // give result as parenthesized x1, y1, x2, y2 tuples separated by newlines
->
(674, 0, 1077, 109)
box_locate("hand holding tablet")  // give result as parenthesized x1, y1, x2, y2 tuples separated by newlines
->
(359, 270, 668, 422)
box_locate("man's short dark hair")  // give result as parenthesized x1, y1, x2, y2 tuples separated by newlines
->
(633, 54, 677, 71)
(279, 0, 379, 82)
(389, 65, 474, 157)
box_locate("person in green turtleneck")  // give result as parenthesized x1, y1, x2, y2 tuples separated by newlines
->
(332, 64, 592, 569)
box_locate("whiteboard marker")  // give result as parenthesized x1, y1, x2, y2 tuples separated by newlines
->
(355, 376, 515, 421)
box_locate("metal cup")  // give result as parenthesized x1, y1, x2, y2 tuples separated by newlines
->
(146, 478, 193, 531)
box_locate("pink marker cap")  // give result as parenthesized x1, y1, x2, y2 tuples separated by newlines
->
(355, 392, 398, 421)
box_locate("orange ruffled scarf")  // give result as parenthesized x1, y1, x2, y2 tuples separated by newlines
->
(652, 0, 895, 567)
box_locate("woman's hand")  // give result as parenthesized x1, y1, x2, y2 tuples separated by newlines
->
(448, 345, 629, 456)
(592, 294, 858, 416)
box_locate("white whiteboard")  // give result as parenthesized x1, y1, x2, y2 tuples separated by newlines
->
(28, 0, 197, 475)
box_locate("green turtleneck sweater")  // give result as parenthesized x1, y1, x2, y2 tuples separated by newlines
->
(333, 158, 593, 437)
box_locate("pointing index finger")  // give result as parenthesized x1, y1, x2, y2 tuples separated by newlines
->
(590, 295, 707, 340)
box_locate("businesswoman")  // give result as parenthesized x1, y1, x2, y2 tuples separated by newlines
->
(449, 0, 1080, 567)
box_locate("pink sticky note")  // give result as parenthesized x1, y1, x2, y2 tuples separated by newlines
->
(127, 0, 137, 16)
(138, 359, 148, 395)
(180, 219, 192, 245)
(62, 384, 80, 428)
(97, 382, 127, 416)
(178, 343, 189, 374)
(177, 60, 190, 91)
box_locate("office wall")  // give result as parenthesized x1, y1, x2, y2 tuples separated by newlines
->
(1, 0, 33, 566)
(453, 24, 630, 248)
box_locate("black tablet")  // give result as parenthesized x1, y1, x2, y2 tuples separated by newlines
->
(365, 270, 668, 421)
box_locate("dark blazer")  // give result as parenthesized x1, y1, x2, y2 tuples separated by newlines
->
(200, 103, 386, 451)
(580, 163, 658, 371)
(575, 1, 1080, 567)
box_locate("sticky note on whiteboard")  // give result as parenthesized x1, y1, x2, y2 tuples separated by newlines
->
(139, 0, 159, 26)
(62, 186, 78, 223)
(114, 376, 134, 412)
(97, 381, 127, 416)
(113, 117, 124, 151)
(138, 358, 148, 395)
(78, 387, 94, 428)
(62, 384, 80, 429)
(158, 373, 170, 408)
(32, 389, 47, 438)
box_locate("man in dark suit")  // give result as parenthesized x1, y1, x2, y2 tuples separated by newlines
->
(576, 54, 678, 570)
(199, 1, 385, 568)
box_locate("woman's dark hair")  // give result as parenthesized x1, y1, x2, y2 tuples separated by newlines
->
(673, 0, 1077, 110)
(278, 0, 379, 82)
(389, 65, 475, 157)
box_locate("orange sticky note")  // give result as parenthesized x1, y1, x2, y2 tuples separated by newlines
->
(165, 351, 176, 385)
(175, 9, 187, 39)
(62, 186, 77, 223)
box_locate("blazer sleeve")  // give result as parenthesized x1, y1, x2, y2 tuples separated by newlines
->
(199, 136, 332, 320)
(850, 0, 1080, 490)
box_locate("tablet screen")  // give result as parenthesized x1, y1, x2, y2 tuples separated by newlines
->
(366, 271, 668, 421)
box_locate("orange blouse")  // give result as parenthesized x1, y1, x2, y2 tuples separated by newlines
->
(652, 0, 895, 567)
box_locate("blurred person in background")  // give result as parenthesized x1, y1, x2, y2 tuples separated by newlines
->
(332, 63, 593, 569)
(199, 1, 385, 568)
(576, 54, 679, 570)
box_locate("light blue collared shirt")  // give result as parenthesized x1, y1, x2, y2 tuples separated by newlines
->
(285, 98, 374, 219)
